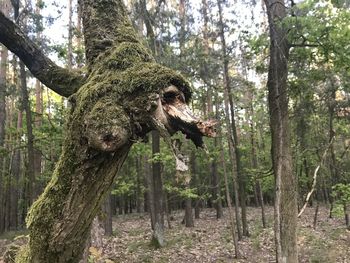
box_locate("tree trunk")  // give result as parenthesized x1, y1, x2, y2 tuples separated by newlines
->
(328, 85, 337, 219)
(249, 93, 266, 228)
(20, 62, 36, 208)
(136, 156, 142, 213)
(102, 194, 113, 236)
(9, 101, 22, 230)
(264, 0, 298, 262)
(217, 107, 239, 257)
(0, 44, 7, 235)
(34, 0, 43, 198)
(191, 151, 200, 219)
(184, 197, 194, 227)
(0, 0, 10, 235)
(313, 201, 319, 229)
(150, 130, 165, 247)
(67, 0, 74, 69)
(344, 203, 350, 230)
(216, 0, 242, 240)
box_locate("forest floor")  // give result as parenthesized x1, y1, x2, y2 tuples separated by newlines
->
(0, 206, 349, 262)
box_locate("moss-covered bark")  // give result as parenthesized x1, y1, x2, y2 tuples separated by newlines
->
(11, 1, 192, 262)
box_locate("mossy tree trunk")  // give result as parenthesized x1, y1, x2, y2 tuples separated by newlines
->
(0, 0, 201, 261)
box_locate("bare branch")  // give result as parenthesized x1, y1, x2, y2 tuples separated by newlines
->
(298, 136, 335, 218)
(0, 11, 85, 97)
(289, 43, 319, 48)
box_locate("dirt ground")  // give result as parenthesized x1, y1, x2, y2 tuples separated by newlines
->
(89, 206, 350, 263)
(1, 206, 349, 262)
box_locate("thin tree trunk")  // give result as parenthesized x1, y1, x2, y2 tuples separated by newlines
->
(67, 0, 73, 69)
(328, 86, 337, 219)
(264, 0, 298, 262)
(145, 154, 155, 225)
(249, 94, 266, 228)
(164, 192, 172, 229)
(0, 0, 10, 234)
(216, 0, 242, 240)
(191, 151, 200, 219)
(344, 203, 350, 230)
(218, 118, 239, 258)
(151, 130, 165, 247)
(20, 62, 36, 207)
(184, 196, 194, 227)
(34, 0, 43, 197)
(9, 96, 22, 230)
(313, 200, 319, 229)
(0, 45, 7, 235)
(102, 194, 113, 236)
(136, 156, 142, 213)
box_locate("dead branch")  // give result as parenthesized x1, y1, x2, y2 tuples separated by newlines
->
(298, 136, 335, 218)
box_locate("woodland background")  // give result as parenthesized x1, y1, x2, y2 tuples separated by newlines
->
(0, 0, 349, 262)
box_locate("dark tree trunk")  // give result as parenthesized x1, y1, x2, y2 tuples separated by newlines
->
(264, 0, 298, 262)
(102, 194, 113, 236)
(191, 151, 200, 219)
(249, 94, 266, 228)
(136, 156, 142, 213)
(9, 107, 22, 230)
(0, 44, 7, 235)
(20, 62, 36, 208)
(34, 0, 43, 198)
(184, 198, 194, 227)
(150, 130, 165, 247)
(0, 0, 10, 235)
(216, 0, 242, 240)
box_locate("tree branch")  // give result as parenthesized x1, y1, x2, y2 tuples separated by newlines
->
(289, 43, 319, 48)
(0, 11, 85, 97)
(298, 136, 335, 218)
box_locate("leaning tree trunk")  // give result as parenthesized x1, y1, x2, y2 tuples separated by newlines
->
(0, 0, 215, 262)
(264, 0, 298, 262)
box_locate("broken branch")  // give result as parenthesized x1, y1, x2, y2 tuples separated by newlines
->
(298, 136, 335, 218)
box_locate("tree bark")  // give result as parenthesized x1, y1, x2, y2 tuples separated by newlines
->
(20, 62, 36, 209)
(102, 194, 113, 236)
(249, 92, 266, 228)
(216, 98, 239, 257)
(34, 0, 43, 198)
(217, 0, 249, 236)
(150, 130, 165, 247)
(0, 0, 11, 234)
(264, 0, 298, 262)
(136, 156, 142, 213)
(9, 116, 21, 230)
(216, 0, 242, 240)
(0, 44, 7, 236)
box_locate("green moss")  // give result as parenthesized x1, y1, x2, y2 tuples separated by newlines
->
(14, 245, 31, 263)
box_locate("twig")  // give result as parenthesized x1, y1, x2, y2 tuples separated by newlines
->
(298, 136, 335, 218)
